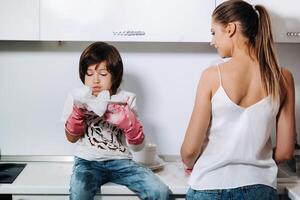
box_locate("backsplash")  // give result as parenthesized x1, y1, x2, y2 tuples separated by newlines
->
(0, 41, 299, 155)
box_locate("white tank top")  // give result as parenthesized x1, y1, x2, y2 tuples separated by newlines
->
(189, 66, 279, 190)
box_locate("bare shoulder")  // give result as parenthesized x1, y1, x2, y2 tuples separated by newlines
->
(197, 66, 220, 98)
(199, 66, 219, 84)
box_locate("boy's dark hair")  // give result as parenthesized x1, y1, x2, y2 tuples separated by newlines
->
(79, 42, 123, 95)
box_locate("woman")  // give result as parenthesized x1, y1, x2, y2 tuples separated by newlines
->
(181, 1, 296, 199)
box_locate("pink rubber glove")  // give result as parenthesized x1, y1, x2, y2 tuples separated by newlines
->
(104, 104, 144, 145)
(65, 105, 86, 136)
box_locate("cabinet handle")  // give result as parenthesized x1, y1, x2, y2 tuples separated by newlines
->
(113, 31, 146, 36)
(286, 32, 300, 36)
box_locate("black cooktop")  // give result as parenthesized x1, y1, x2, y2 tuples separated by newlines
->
(0, 163, 26, 184)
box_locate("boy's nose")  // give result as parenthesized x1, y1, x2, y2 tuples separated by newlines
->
(93, 74, 100, 83)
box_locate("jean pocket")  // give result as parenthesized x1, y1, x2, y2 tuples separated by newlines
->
(243, 185, 278, 200)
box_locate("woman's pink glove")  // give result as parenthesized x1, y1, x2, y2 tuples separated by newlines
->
(185, 168, 193, 175)
(104, 104, 144, 145)
(65, 105, 86, 136)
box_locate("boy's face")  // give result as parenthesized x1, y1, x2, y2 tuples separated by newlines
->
(84, 61, 112, 96)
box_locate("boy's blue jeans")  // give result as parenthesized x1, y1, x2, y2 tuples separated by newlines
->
(186, 184, 278, 200)
(69, 156, 170, 200)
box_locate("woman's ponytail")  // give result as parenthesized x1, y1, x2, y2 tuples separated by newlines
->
(255, 5, 281, 103)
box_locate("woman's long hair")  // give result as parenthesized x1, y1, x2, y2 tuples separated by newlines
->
(213, 0, 282, 103)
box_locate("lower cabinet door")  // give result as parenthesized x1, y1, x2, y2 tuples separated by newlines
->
(13, 195, 68, 200)
(12, 195, 140, 200)
(13, 195, 184, 200)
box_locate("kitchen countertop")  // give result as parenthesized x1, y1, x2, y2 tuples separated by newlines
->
(1, 157, 300, 199)
(286, 185, 300, 200)
(0, 158, 188, 196)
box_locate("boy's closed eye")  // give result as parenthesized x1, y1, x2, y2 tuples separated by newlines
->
(86, 69, 108, 76)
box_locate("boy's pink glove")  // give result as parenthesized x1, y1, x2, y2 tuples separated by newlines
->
(65, 105, 86, 136)
(104, 104, 144, 145)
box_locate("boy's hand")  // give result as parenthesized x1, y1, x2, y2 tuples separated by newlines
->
(65, 105, 87, 136)
(104, 104, 144, 145)
(105, 104, 136, 130)
(71, 86, 110, 117)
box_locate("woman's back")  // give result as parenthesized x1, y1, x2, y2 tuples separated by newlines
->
(213, 56, 268, 109)
(181, 1, 295, 199)
(189, 60, 279, 190)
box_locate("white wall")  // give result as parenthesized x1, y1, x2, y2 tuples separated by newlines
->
(0, 41, 299, 156)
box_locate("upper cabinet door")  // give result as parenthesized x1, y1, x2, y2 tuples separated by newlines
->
(40, 0, 215, 42)
(216, 0, 300, 43)
(0, 0, 39, 40)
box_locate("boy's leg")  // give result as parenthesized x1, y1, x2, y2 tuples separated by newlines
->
(108, 159, 171, 200)
(69, 157, 109, 200)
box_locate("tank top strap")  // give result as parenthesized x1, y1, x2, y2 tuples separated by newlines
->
(217, 65, 222, 87)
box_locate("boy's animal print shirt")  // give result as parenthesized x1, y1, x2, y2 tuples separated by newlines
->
(85, 114, 127, 153)
(62, 90, 138, 161)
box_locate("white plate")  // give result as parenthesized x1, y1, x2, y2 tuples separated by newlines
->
(142, 156, 165, 171)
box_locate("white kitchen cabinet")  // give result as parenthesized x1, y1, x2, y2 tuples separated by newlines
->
(40, 0, 214, 42)
(0, 0, 39, 40)
(216, 0, 300, 43)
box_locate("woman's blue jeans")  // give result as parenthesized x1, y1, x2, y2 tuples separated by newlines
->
(186, 184, 278, 200)
(69, 156, 170, 200)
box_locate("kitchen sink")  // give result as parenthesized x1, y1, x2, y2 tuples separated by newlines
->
(277, 168, 290, 178)
(277, 162, 300, 185)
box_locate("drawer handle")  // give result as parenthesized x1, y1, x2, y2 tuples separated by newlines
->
(113, 31, 146, 36)
(286, 32, 300, 36)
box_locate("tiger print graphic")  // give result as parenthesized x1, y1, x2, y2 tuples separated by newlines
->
(85, 115, 127, 153)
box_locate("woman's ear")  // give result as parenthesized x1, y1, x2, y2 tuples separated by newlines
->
(226, 22, 236, 38)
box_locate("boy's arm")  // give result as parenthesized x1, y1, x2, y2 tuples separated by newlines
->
(126, 137, 145, 152)
(65, 129, 83, 143)
(104, 104, 145, 149)
(61, 92, 89, 144)
(64, 105, 86, 143)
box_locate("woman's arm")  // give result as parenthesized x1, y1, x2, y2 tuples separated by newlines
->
(275, 68, 296, 163)
(181, 68, 215, 168)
